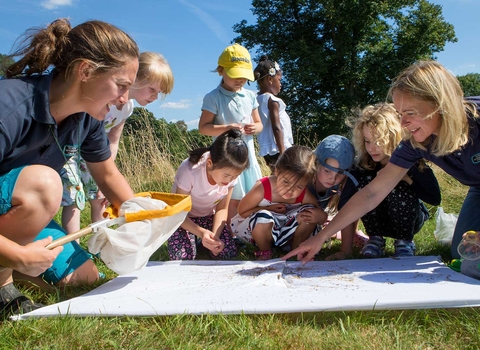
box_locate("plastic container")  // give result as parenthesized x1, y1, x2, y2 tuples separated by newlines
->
(457, 230, 480, 260)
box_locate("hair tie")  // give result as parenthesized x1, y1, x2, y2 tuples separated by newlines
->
(230, 138, 244, 148)
(268, 62, 281, 76)
(257, 61, 281, 81)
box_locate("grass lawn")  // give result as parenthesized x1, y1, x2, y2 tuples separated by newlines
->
(1, 166, 479, 349)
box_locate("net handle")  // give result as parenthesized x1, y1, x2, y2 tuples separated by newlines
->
(45, 193, 191, 250)
(46, 227, 93, 250)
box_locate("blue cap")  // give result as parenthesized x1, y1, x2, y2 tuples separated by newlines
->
(315, 135, 358, 186)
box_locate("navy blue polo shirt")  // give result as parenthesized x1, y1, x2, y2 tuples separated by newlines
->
(390, 97, 480, 187)
(0, 73, 110, 175)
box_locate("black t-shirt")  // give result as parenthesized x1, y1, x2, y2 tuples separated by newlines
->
(0, 73, 110, 175)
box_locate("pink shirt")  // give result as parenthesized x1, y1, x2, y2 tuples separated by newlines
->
(172, 152, 237, 217)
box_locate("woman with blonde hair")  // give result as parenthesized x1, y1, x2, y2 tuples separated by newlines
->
(285, 60, 476, 263)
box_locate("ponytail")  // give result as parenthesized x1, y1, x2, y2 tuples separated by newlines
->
(6, 18, 139, 80)
(188, 129, 249, 171)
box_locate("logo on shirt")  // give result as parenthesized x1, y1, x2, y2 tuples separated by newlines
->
(472, 153, 480, 164)
(63, 144, 79, 158)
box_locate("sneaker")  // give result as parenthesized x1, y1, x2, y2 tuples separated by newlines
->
(0, 283, 44, 318)
(394, 239, 416, 257)
(360, 236, 385, 258)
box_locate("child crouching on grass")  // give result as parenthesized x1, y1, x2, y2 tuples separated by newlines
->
(336, 103, 441, 259)
(167, 129, 249, 260)
(230, 145, 323, 260)
(303, 135, 369, 255)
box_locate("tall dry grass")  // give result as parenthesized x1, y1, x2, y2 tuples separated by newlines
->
(431, 164, 468, 214)
(117, 110, 272, 190)
(116, 115, 176, 193)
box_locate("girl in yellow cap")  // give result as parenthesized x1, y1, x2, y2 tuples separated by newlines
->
(199, 43, 263, 225)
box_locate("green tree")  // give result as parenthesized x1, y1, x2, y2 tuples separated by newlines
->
(0, 54, 14, 78)
(175, 120, 188, 132)
(234, 0, 456, 141)
(458, 73, 480, 97)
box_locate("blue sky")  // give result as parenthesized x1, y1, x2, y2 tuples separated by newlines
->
(0, 0, 479, 129)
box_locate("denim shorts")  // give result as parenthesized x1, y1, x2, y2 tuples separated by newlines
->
(0, 166, 90, 283)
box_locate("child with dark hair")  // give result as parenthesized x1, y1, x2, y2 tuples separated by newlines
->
(254, 55, 293, 173)
(230, 146, 323, 260)
(168, 129, 250, 260)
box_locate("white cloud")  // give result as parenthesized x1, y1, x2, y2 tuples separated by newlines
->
(177, 0, 230, 44)
(160, 101, 191, 109)
(41, 0, 74, 10)
(186, 118, 200, 129)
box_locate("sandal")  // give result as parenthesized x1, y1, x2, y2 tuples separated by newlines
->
(393, 239, 416, 257)
(254, 250, 273, 261)
(360, 236, 385, 258)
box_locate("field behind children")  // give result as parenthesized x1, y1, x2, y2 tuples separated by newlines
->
(1, 114, 479, 350)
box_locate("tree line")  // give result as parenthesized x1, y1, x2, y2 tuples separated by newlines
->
(232, 0, 476, 141)
(2, 1, 480, 145)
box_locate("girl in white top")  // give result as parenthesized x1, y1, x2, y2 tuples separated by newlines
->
(254, 56, 293, 173)
(168, 129, 250, 260)
(61, 52, 174, 235)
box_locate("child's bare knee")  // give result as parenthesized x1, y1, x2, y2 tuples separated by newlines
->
(58, 260, 99, 286)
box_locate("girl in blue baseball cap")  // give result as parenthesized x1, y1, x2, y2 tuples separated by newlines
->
(302, 135, 368, 252)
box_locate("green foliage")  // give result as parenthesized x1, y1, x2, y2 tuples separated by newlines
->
(458, 73, 480, 97)
(234, 0, 456, 140)
(0, 53, 14, 78)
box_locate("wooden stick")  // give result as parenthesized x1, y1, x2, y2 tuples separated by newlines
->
(46, 227, 93, 249)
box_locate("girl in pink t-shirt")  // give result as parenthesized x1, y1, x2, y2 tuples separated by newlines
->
(168, 129, 249, 260)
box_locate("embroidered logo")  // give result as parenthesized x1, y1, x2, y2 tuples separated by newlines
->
(231, 57, 250, 64)
(472, 153, 480, 164)
(63, 144, 79, 157)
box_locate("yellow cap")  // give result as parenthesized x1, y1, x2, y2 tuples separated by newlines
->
(218, 44, 254, 81)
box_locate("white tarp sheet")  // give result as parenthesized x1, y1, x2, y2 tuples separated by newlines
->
(15, 256, 480, 319)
